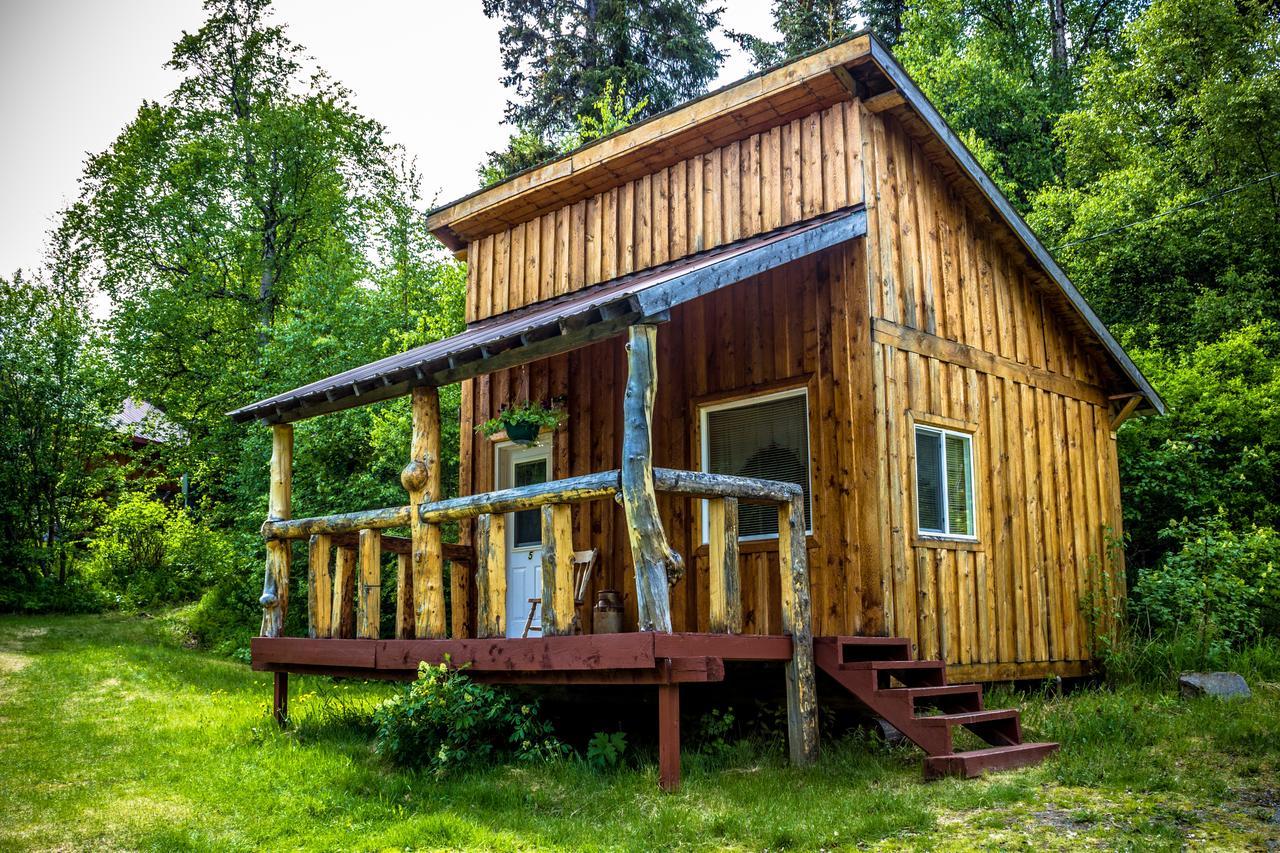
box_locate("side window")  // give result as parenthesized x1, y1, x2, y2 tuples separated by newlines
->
(701, 389, 812, 539)
(914, 425, 975, 538)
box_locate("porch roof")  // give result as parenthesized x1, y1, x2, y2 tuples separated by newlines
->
(228, 206, 867, 425)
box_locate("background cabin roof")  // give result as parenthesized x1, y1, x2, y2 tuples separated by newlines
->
(426, 31, 1164, 416)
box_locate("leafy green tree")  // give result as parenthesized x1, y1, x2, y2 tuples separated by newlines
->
(0, 265, 118, 601)
(1029, 0, 1280, 347)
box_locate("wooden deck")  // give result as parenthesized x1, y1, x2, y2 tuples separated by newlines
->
(253, 631, 795, 791)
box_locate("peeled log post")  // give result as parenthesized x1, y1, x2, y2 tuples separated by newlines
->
(403, 386, 445, 639)
(540, 504, 574, 636)
(395, 553, 413, 639)
(621, 324, 681, 633)
(331, 545, 357, 639)
(307, 534, 332, 639)
(357, 529, 381, 639)
(474, 513, 506, 638)
(707, 498, 741, 634)
(260, 424, 293, 638)
(777, 496, 818, 766)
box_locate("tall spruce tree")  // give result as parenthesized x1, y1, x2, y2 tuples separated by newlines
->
(728, 0, 860, 68)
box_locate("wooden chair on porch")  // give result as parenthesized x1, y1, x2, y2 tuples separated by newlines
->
(522, 548, 598, 638)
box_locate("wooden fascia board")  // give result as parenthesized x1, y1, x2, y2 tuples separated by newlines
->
(863, 35, 1165, 415)
(426, 35, 872, 240)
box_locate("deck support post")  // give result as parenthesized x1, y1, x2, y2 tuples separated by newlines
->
(778, 496, 819, 765)
(260, 424, 293, 638)
(621, 324, 682, 632)
(540, 504, 575, 636)
(273, 672, 288, 727)
(331, 545, 357, 638)
(657, 681, 681, 791)
(403, 386, 445, 639)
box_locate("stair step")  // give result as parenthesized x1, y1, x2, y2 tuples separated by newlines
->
(831, 636, 912, 663)
(915, 709, 1017, 727)
(842, 659, 944, 672)
(924, 742, 1059, 780)
(880, 684, 983, 712)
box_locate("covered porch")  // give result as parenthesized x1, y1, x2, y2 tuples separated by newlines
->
(230, 207, 867, 788)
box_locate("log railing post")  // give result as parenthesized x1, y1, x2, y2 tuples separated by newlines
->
(475, 513, 506, 638)
(307, 533, 332, 639)
(403, 386, 445, 639)
(707, 497, 741, 634)
(621, 324, 682, 632)
(540, 503, 574, 636)
(395, 553, 413, 639)
(331, 545, 357, 638)
(260, 424, 293, 638)
(357, 529, 382, 639)
(778, 495, 818, 766)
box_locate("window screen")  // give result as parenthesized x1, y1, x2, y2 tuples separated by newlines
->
(704, 392, 811, 537)
(914, 425, 974, 537)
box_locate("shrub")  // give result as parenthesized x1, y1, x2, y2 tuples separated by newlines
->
(373, 661, 565, 775)
(85, 493, 241, 609)
(586, 731, 627, 772)
(1130, 514, 1279, 648)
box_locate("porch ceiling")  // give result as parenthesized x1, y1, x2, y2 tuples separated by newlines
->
(228, 206, 868, 425)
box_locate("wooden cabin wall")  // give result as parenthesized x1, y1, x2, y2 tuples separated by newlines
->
(859, 106, 1125, 680)
(462, 100, 867, 323)
(459, 244, 876, 637)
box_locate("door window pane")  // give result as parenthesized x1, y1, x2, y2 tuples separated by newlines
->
(512, 459, 547, 547)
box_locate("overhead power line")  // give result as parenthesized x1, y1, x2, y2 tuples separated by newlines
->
(1051, 170, 1280, 251)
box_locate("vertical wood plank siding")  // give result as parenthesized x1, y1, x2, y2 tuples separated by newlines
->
(465, 100, 867, 323)
(453, 99, 1124, 679)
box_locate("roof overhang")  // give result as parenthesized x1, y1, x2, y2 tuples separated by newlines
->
(229, 207, 867, 424)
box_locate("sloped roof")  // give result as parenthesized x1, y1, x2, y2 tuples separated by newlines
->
(111, 398, 184, 443)
(426, 32, 1163, 414)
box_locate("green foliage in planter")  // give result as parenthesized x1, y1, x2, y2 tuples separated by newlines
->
(373, 660, 567, 774)
(476, 401, 565, 438)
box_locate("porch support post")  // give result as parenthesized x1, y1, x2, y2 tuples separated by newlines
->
(475, 512, 507, 638)
(778, 496, 819, 765)
(357, 529, 382, 639)
(621, 324, 682, 633)
(260, 424, 293, 638)
(540, 504, 574, 636)
(307, 533, 332, 639)
(403, 386, 445, 638)
(707, 497, 741, 633)
(657, 682, 681, 791)
(331, 545, 357, 638)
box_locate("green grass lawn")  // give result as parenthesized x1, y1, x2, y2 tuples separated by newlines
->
(1, 614, 1277, 851)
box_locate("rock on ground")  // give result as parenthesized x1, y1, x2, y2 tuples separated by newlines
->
(1179, 672, 1251, 701)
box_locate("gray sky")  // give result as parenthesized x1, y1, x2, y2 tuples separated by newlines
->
(0, 1, 777, 278)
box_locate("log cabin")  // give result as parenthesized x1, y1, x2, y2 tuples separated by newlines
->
(233, 33, 1164, 786)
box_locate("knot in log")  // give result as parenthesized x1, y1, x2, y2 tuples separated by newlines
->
(400, 458, 431, 494)
(260, 592, 278, 607)
(665, 550, 686, 587)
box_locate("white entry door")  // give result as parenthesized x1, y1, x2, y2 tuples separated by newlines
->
(496, 442, 550, 638)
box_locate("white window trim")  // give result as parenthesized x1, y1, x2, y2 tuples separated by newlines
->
(699, 386, 814, 543)
(914, 424, 978, 541)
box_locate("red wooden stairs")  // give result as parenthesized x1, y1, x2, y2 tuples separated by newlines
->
(814, 636, 1058, 779)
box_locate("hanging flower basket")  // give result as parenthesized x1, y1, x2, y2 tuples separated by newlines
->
(477, 401, 565, 446)
(504, 421, 540, 445)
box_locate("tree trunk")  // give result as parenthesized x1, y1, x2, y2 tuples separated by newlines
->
(1047, 0, 1069, 77)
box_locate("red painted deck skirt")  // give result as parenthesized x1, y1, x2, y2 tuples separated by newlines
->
(251, 632, 793, 685)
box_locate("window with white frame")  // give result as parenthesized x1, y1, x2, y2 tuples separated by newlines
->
(700, 388, 812, 539)
(914, 424, 976, 538)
